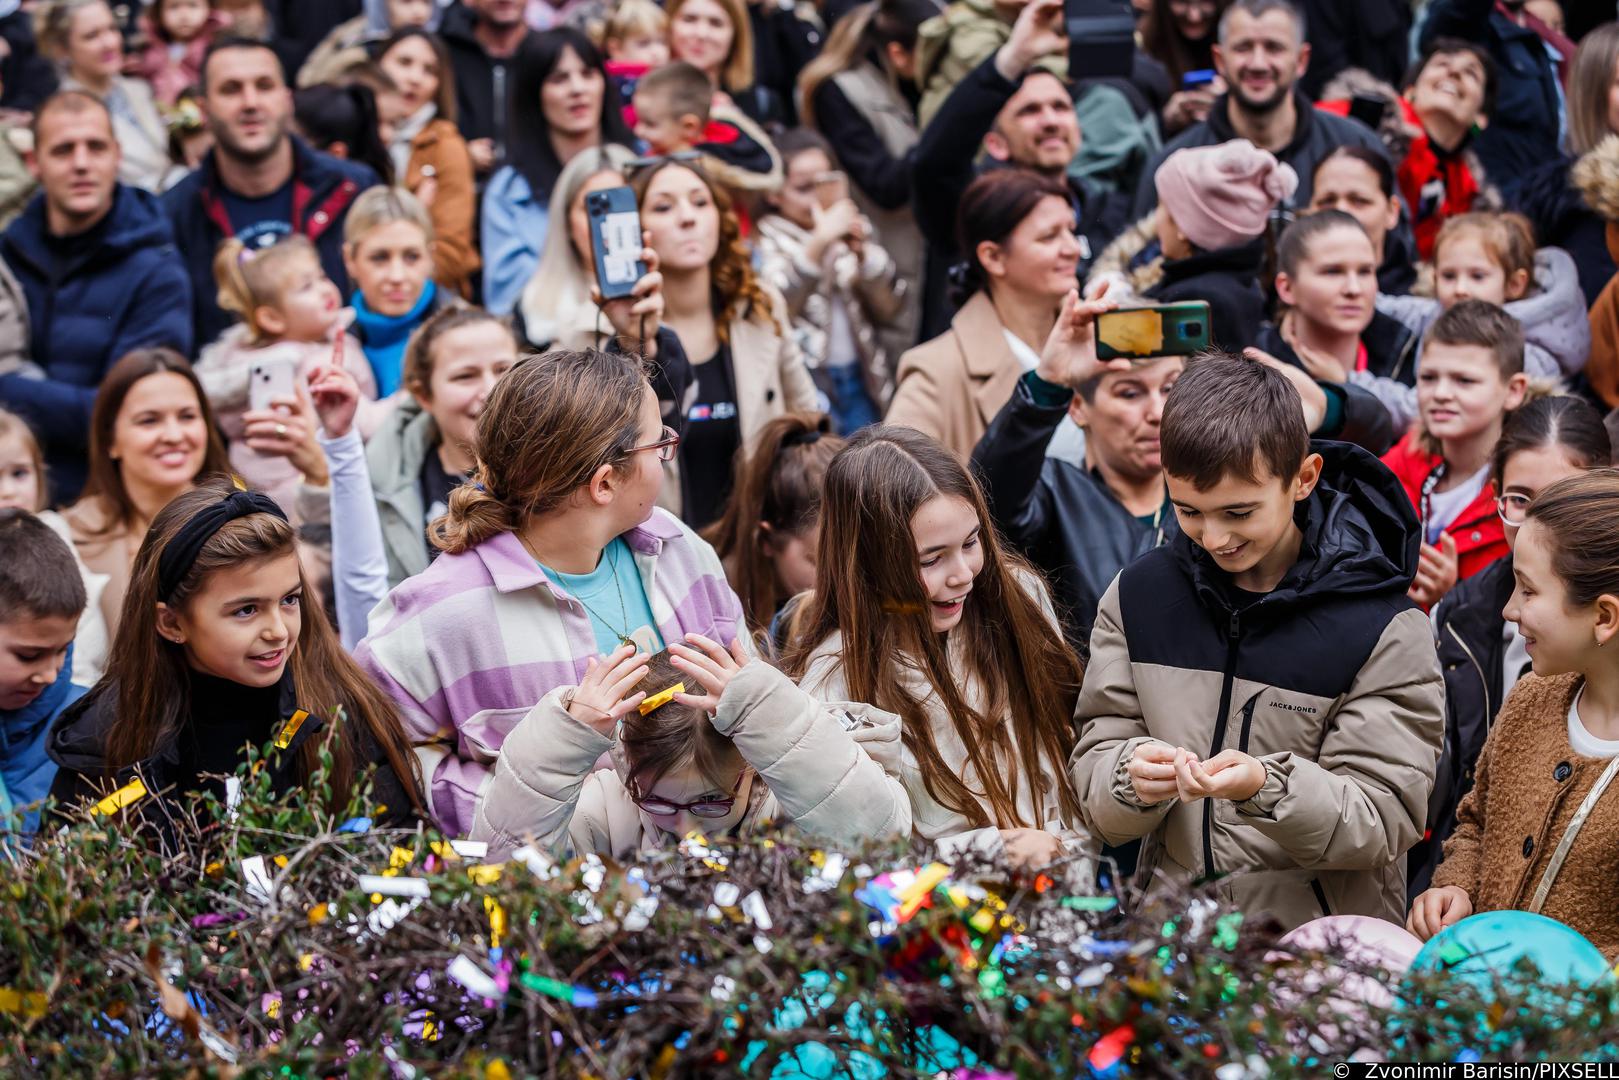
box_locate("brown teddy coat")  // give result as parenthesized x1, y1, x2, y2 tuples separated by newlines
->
(1432, 672, 1619, 959)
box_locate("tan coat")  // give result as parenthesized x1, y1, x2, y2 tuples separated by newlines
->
(60, 496, 138, 643)
(885, 290, 1023, 461)
(404, 118, 480, 298)
(1433, 673, 1619, 960)
(469, 662, 914, 860)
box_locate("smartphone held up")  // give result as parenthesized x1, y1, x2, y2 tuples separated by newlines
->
(586, 185, 647, 302)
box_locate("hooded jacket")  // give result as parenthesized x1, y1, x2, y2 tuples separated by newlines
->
(438, 3, 534, 155)
(1131, 90, 1388, 221)
(1408, 553, 1515, 898)
(470, 662, 913, 860)
(1513, 154, 1615, 311)
(162, 137, 378, 348)
(1374, 247, 1589, 382)
(971, 371, 1176, 652)
(1071, 441, 1444, 930)
(0, 184, 192, 503)
(0, 645, 82, 834)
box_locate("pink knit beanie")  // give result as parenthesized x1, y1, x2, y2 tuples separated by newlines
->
(1153, 140, 1299, 252)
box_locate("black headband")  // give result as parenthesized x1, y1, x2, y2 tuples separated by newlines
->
(157, 489, 288, 601)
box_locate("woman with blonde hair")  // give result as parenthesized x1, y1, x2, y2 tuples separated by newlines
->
(514, 143, 639, 351)
(35, 0, 177, 191)
(629, 156, 816, 528)
(665, 0, 783, 127)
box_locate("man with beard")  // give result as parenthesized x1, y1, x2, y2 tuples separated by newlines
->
(161, 36, 380, 347)
(1130, 0, 1385, 219)
(438, 0, 536, 175)
(912, 0, 1130, 340)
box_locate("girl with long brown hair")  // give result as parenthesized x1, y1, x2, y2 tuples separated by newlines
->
(48, 476, 427, 834)
(61, 349, 231, 644)
(782, 425, 1090, 870)
(703, 412, 843, 638)
(629, 156, 817, 528)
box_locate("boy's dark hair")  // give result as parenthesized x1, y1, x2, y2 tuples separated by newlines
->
(1404, 36, 1497, 119)
(635, 61, 713, 126)
(1425, 299, 1525, 379)
(0, 510, 87, 621)
(1161, 350, 1310, 491)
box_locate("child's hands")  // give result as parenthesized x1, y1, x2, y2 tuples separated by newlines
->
(998, 827, 1065, 869)
(590, 231, 664, 359)
(242, 389, 328, 485)
(564, 644, 650, 734)
(1173, 747, 1265, 804)
(305, 363, 360, 440)
(1127, 741, 1181, 805)
(1406, 884, 1473, 940)
(806, 198, 860, 264)
(1409, 533, 1459, 609)
(669, 633, 751, 716)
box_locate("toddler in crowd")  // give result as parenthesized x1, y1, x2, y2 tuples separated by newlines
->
(602, 0, 670, 110)
(1377, 212, 1591, 381)
(1381, 301, 1529, 610)
(631, 61, 780, 200)
(472, 638, 911, 860)
(0, 510, 87, 836)
(1410, 470, 1619, 961)
(0, 410, 108, 686)
(755, 130, 903, 435)
(194, 236, 381, 517)
(131, 0, 228, 105)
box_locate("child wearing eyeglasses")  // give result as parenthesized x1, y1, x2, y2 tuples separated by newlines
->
(1380, 300, 1530, 611)
(469, 636, 912, 859)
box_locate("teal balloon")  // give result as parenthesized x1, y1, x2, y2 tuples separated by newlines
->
(1409, 911, 1612, 998)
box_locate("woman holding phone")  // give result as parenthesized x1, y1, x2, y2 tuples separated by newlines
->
(629, 155, 816, 528)
(1137, 0, 1231, 135)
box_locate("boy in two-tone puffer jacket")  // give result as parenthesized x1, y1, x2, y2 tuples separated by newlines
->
(1071, 351, 1444, 931)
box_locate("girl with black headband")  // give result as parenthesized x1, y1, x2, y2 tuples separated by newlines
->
(46, 477, 427, 835)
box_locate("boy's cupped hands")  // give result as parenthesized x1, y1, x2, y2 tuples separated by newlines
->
(1128, 741, 1266, 806)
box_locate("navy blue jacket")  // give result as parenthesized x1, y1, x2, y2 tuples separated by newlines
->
(0, 184, 192, 503)
(162, 137, 378, 348)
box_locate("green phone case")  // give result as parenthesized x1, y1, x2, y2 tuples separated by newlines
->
(1095, 302, 1213, 360)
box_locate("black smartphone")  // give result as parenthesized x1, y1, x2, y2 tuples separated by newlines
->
(1349, 93, 1388, 131)
(1065, 0, 1136, 81)
(1096, 302, 1212, 360)
(586, 185, 646, 302)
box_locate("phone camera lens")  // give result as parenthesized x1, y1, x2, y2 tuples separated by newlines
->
(1185, 321, 1203, 336)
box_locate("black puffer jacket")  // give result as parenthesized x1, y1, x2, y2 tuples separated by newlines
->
(1407, 553, 1515, 898)
(971, 373, 1176, 651)
(1514, 154, 1617, 310)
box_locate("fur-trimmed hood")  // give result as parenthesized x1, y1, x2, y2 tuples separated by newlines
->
(1573, 134, 1619, 223)
(1085, 212, 1164, 300)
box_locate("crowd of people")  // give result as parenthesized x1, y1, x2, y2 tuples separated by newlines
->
(3, 0, 1619, 958)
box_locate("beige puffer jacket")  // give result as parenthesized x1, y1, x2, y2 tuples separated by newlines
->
(470, 662, 913, 860)
(1071, 442, 1444, 929)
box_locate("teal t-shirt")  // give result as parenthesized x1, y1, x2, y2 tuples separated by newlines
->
(539, 537, 664, 656)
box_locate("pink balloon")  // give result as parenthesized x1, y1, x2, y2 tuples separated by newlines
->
(1277, 915, 1423, 978)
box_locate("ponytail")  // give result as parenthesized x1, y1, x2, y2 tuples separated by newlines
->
(703, 412, 845, 634)
(429, 473, 519, 555)
(211, 234, 322, 344)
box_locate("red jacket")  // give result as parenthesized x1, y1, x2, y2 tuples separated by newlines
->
(1317, 96, 1482, 260)
(1380, 437, 1505, 583)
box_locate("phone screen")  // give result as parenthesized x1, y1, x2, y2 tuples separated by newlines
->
(599, 209, 642, 288)
(1098, 309, 1166, 355)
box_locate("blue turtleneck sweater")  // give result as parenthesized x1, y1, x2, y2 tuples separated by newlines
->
(352, 281, 438, 397)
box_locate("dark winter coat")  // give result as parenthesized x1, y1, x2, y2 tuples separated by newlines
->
(1131, 90, 1387, 220)
(162, 137, 378, 348)
(1408, 554, 1515, 898)
(1418, 0, 1565, 203)
(438, 3, 534, 159)
(971, 372, 1176, 651)
(1513, 155, 1617, 311)
(0, 184, 192, 503)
